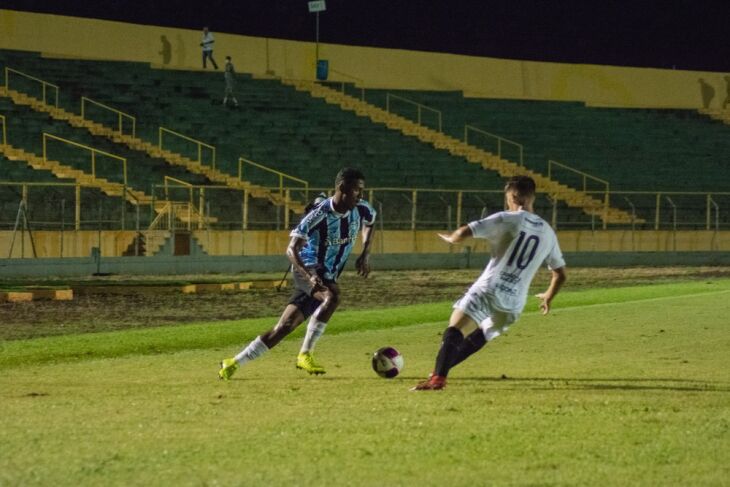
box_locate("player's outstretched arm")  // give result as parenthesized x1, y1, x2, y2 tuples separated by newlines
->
(438, 224, 473, 244)
(356, 225, 375, 278)
(536, 267, 567, 315)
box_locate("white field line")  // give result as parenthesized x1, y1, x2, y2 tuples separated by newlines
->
(348, 287, 730, 334)
(526, 287, 730, 316)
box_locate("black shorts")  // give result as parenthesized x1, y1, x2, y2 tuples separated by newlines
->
(287, 267, 335, 319)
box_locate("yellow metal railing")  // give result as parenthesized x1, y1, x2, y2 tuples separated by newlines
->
(2, 182, 723, 241)
(4, 67, 59, 107)
(327, 69, 366, 101)
(238, 157, 309, 197)
(0, 114, 6, 146)
(43, 133, 128, 186)
(548, 159, 610, 227)
(162, 176, 198, 230)
(707, 195, 719, 231)
(81, 96, 136, 137)
(386, 93, 443, 132)
(548, 159, 609, 193)
(0, 181, 86, 231)
(239, 158, 309, 230)
(465, 125, 524, 166)
(159, 127, 216, 169)
(163, 176, 193, 199)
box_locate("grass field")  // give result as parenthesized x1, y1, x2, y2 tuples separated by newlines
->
(2, 277, 730, 485)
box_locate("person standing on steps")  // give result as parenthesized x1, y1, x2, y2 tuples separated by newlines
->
(223, 56, 239, 107)
(201, 26, 218, 69)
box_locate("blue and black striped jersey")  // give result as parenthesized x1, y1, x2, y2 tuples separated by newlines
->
(290, 198, 376, 281)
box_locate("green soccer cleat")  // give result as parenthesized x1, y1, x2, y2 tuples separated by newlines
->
(296, 352, 326, 375)
(218, 358, 239, 380)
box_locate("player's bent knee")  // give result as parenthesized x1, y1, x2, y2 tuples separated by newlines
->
(321, 290, 341, 309)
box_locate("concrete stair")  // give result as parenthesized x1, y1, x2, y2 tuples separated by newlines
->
(0, 143, 219, 229)
(149, 200, 217, 230)
(283, 79, 643, 225)
(698, 108, 730, 125)
(144, 230, 171, 255)
(0, 143, 147, 203)
(0, 86, 307, 215)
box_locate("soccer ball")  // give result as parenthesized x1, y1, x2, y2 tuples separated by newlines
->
(371, 347, 404, 378)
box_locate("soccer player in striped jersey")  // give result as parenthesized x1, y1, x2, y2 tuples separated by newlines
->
(219, 168, 376, 379)
(413, 176, 567, 390)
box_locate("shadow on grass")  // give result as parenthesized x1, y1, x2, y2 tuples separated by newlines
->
(450, 376, 730, 393)
(218, 375, 730, 393)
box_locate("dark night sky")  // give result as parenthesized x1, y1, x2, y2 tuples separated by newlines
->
(5, 0, 730, 72)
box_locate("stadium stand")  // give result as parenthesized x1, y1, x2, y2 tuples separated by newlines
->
(361, 88, 730, 192)
(0, 51, 504, 191)
(1, 49, 727, 231)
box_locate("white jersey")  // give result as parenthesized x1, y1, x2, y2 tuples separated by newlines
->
(467, 210, 565, 313)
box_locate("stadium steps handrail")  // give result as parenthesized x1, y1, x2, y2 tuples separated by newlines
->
(0, 113, 6, 146)
(0, 82, 308, 215)
(0, 113, 222, 232)
(4, 67, 59, 108)
(282, 79, 643, 226)
(81, 96, 136, 138)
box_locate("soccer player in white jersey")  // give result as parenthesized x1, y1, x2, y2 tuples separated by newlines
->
(218, 168, 376, 380)
(413, 176, 566, 390)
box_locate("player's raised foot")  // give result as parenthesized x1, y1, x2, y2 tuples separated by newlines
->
(218, 358, 239, 380)
(296, 352, 326, 375)
(411, 375, 447, 391)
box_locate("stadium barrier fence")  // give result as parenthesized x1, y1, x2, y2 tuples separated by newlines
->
(1, 182, 728, 258)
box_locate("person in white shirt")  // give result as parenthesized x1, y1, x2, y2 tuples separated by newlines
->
(200, 26, 218, 69)
(413, 176, 567, 391)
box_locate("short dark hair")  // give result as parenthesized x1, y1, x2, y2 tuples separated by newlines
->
(335, 167, 365, 187)
(505, 176, 536, 202)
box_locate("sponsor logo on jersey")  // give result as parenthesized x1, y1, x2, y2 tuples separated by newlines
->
(495, 283, 517, 295)
(325, 226, 359, 246)
(325, 235, 355, 246)
(499, 271, 522, 284)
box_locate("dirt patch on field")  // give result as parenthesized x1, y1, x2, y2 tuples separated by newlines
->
(1, 266, 729, 341)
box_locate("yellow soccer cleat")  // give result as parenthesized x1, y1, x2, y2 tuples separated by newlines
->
(218, 358, 239, 380)
(296, 352, 326, 375)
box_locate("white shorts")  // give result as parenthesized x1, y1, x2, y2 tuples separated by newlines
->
(453, 291, 519, 341)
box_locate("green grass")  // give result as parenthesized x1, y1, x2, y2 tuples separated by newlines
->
(1, 280, 729, 485)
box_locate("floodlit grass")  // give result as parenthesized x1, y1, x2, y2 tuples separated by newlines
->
(1, 280, 729, 485)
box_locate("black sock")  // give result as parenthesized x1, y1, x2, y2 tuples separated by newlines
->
(434, 327, 464, 377)
(450, 329, 487, 369)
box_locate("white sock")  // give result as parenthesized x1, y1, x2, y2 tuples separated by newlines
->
(299, 318, 327, 354)
(234, 336, 269, 365)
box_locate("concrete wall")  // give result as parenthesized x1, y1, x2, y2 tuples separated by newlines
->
(2, 251, 730, 278)
(1, 229, 727, 258)
(1, 9, 728, 109)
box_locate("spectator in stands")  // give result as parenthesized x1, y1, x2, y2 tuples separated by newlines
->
(223, 56, 239, 107)
(200, 27, 218, 69)
(698, 78, 715, 109)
